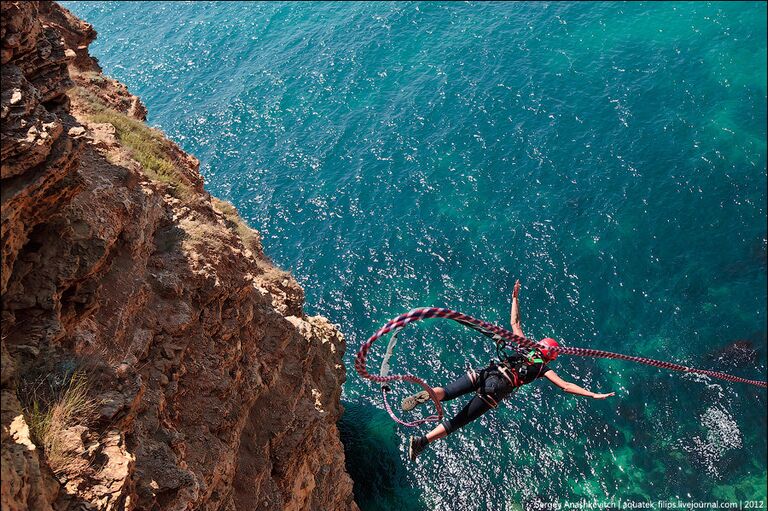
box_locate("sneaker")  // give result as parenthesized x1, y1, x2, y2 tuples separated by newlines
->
(401, 390, 431, 411)
(409, 436, 428, 461)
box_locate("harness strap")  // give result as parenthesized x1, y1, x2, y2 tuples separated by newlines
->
(525, 349, 545, 365)
(477, 392, 499, 409)
(472, 366, 501, 408)
(467, 367, 479, 386)
(497, 363, 519, 387)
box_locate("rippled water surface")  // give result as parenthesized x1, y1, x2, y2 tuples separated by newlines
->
(64, 2, 767, 508)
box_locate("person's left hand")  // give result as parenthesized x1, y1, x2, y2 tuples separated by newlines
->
(513, 279, 521, 299)
(592, 392, 616, 399)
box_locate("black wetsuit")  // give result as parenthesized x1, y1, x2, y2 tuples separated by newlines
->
(440, 353, 551, 434)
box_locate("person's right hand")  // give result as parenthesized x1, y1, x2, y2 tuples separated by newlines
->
(513, 279, 521, 299)
(592, 392, 616, 399)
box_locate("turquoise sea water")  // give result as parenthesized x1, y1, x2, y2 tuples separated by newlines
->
(63, 2, 767, 509)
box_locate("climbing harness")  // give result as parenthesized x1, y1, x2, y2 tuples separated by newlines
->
(355, 307, 768, 427)
(472, 362, 522, 409)
(493, 347, 546, 386)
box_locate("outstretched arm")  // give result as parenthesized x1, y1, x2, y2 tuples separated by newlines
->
(544, 370, 615, 399)
(510, 280, 524, 337)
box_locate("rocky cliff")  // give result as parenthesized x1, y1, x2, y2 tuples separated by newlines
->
(1, 2, 357, 510)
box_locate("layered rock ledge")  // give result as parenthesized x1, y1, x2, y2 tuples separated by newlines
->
(1, 2, 358, 510)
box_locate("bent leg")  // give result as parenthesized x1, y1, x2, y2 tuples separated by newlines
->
(440, 395, 493, 437)
(423, 395, 492, 443)
(441, 369, 480, 402)
(409, 373, 512, 459)
(409, 382, 496, 460)
(407, 369, 478, 411)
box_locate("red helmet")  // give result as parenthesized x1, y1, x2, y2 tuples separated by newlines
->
(538, 338, 560, 361)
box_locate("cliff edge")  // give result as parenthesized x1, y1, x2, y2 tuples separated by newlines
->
(1, 2, 357, 510)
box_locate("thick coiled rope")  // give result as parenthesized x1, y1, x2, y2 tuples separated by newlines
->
(355, 307, 767, 426)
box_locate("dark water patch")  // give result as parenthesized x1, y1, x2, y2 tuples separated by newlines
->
(339, 400, 424, 511)
(748, 237, 767, 268)
(705, 340, 759, 368)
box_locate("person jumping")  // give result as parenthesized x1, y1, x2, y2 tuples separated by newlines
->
(403, 280, 616, 460)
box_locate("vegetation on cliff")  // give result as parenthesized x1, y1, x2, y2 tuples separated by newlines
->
(1, 2, 358, 510)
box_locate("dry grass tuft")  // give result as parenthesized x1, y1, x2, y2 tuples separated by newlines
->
(68, 86, 193, 199)
(21, 370, 98, 473)
(211, 198, 263, 255)
(77, 70, 108, 86)
(254, 256, 293, 283)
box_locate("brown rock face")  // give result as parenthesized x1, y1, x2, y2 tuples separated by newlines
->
(1, 2, 358, 510)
